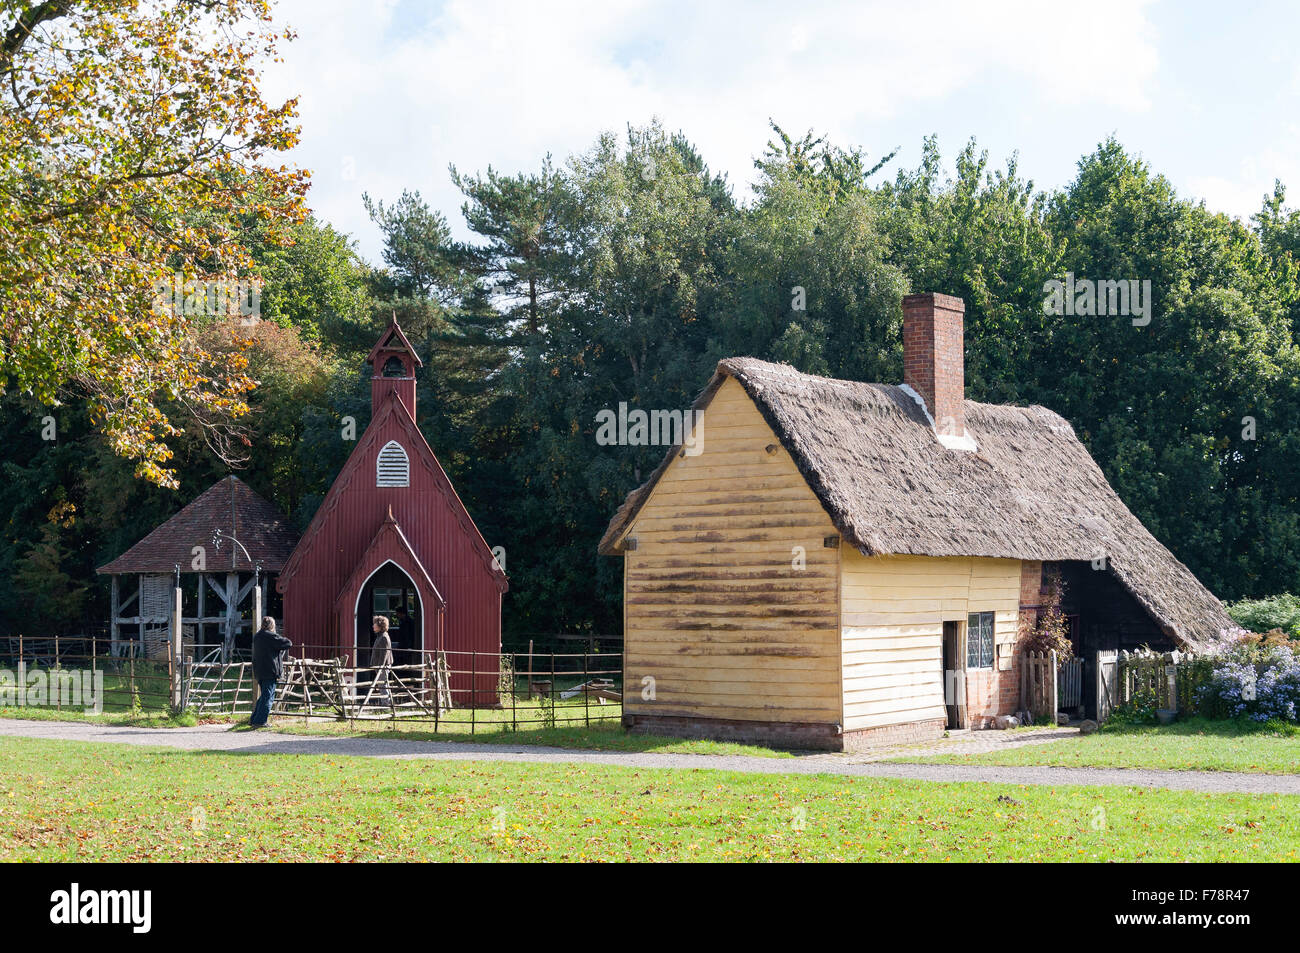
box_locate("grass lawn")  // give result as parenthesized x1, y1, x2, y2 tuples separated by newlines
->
(0, 703, 788, 757)
(0, 737, 1296, 861)
(893, 718, 1300, 775)
(1, 663, 175, 716)
(0, 706, 198, 728)
(254, 712, 791, 757)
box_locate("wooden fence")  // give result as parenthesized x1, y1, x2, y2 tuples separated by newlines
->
(1021, 651, 1058, 722)
(1094, 649, 1199, 722)
(183, 648, 622, 732)
(1022, 651, 1085, 722)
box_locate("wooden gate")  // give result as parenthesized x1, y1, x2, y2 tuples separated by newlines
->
(1057, 657, 1083, 709)
(1095, 650, 1119, 721)
(1021, 650, 1058, 722)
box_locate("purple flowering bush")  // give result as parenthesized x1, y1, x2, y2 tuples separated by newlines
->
(1196, 642, 1300, 722)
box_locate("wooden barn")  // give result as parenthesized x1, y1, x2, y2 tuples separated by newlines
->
(599, 292, 1233, 750)
(97, 475, 298, 660)
(275, 319, 507, 701)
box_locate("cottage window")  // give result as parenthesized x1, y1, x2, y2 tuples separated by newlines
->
(966, 611, 995, 669)
(376, 440, 409, 487)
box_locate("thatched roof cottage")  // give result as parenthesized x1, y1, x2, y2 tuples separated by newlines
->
(599, 293, 1233, 750)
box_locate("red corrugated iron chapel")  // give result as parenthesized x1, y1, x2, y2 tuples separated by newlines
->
(276, 320, 507, 699)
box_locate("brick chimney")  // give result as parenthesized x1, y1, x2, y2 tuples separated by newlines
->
(902, 292, 966, 440)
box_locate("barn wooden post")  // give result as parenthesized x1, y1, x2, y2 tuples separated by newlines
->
(224, 572, 238, 653)
(170, 579, 183, 708)
(110, 575, 121, 656)
(197, 577, 206, 653)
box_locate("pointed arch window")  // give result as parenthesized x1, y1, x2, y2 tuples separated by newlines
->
(376, 440, 409, 487)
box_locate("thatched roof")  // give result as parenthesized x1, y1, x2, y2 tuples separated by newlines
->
(599, 357, 1234, 651)
(98, 476, 299, 575)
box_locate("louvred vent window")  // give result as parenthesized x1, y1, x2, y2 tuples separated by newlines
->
(377, 440, 409, 487)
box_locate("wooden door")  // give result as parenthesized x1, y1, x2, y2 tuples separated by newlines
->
(942, 620, 967, 729)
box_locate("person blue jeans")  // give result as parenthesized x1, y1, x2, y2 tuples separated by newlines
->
(250, 678, 276, 726)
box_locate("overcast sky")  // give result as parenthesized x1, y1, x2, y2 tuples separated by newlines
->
(261, 0, 1300, 264)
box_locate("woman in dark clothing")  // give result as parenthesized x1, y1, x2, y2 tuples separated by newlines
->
(368, 615, 393, 702)
(250, 617, 292, 727)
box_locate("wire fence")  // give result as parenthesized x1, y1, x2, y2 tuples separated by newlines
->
(1, 634, 625, 733)
(248, 645, 624, 733)
(0, 634, 624, 732)
(2, 634, 176, 715)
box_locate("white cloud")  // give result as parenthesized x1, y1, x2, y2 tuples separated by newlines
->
(261, 0, 1162, 262)
(1184, 123, 1300, 221)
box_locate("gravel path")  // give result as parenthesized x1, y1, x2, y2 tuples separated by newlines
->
(2, 718, 1298, 795)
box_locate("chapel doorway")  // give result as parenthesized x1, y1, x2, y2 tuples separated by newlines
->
(356, 562, 422, 667)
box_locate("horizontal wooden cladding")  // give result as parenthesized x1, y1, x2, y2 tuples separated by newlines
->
(627, 596, 834, 612)
(840, 552, 1021, 630)
(627, 570, 829, 589)
(628, 643, 830, 661)
(646, 480, 819, 503)
(844, 686, 944, 714)
(844, 704, 947, 730)
(841, 619, 945, 732)
(627, 673, 841, 697)
(840, 600, 1019, 622)
(625, 700, 840, 723)
(627, 652, 837, 673)
(630, 512, 832, 534)
(622, 375, 841, 727)
(629, 643, 836, 661)
(634, 490, 824, 510)
(842, 668, 945, 693)
(634, 533, 827, 549)
(627, 600, 834, 618)
(629, 552, 836, 570)
(649, 465, 811, 487)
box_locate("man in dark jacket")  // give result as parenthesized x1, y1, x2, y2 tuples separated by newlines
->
(250, 617, 292, 727)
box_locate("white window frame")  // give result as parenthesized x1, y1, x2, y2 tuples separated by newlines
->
(376, 440, 409, 487)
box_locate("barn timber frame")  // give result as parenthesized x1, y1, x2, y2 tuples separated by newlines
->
(98, 476, 299, 661)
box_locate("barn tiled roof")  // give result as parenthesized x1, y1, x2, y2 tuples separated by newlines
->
(97, 476, 299, 575)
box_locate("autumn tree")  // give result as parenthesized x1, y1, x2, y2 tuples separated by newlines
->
(0, 0, 307, 487)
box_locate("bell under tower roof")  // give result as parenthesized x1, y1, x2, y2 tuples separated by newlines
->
(366, 316, 423, 371)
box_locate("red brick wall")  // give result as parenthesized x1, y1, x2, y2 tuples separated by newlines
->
(903, 292, 966, 436)
(842, 718, 945, 751)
